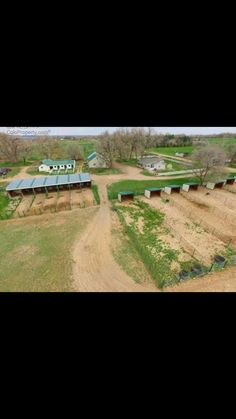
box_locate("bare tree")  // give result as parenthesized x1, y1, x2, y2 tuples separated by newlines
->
(19, 140, 32, 165)
(226, 144, 236, 164)
(0, 133, 21, 163)
(191, 145, 227, 185)
(37, 136, 63, 160)
(96, 131, 115, 167)
(67, 143, 82, 161)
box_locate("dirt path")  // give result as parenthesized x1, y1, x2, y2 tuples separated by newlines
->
(72, 179, 158, 291)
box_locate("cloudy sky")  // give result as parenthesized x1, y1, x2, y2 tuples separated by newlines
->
(1, 127, 236, 136)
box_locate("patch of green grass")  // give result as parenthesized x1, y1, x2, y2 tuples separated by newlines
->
(140, 170, 156, 176)
(0, 185, 20, 220)
(107, 177, 199, 200)
(88, 167, 122, 175)
(118, 158, 138, 166)
(92, 184, 100, 205)
(147, 146, 194, 156)
(0, 207, 98, 291)
(0, 161, 32, 167)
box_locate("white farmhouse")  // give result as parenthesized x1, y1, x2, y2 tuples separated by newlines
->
(87, 152, 109, 168)
(38, 159, 76, 173)
(137, 156, 166, 171)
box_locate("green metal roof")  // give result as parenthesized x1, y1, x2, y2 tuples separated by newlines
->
(184, 182, 199, 186)
(118, 191, 134, 195)
(168, 185, 181, 188)
(146, 187, 162, 191)
(87, 152, 97, 162)
(42, 159, 75, 166)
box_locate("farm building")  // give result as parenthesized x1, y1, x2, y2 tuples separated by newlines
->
(137, 157, 165, 171)
(118, 191, 134, 202)
(87, 152, 109, 168)
(38, 159, 76, 173)
(225, 177, 236, 185)
(164, 185, 181, 195)
(144, 188, 162, 198)
(206, 180, 226, 190)
(182, 183, 199, 192)
(6, 173, 91, 197)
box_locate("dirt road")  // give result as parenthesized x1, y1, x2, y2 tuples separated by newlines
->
(72, 179, 157, 291)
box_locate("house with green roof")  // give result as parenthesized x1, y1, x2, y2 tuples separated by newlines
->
(87, 152, 108, 168)
(38, 159, 76, 173)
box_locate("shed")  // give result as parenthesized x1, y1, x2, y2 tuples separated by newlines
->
(118, 191, 134, 202)
(144, 187, 162, 198)
(182, 183, 199, 192)
(206, 181, 226, 190)
(225, 177, 236, 185)
(164, 185, 181, 195)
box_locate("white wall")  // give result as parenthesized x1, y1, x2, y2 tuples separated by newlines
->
(88, 155, 108, 168)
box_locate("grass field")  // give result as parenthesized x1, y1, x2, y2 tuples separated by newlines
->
(107, 177, 198, 200)
(0, 185, 10, 219)
(0, 160, 32, 167)
(88, 167, 123, 175)
(148, 146, 194, 156)
(0, 207, 98, 291)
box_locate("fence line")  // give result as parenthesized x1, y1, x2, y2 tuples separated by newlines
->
(167, 196, 236, 247)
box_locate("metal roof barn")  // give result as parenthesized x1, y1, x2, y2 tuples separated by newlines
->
(164, 185, 181, 195)
(6, 173, 92, 196)
(182, 183, 199, 192)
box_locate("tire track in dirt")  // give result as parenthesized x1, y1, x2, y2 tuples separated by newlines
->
(72, 179, 158, 292)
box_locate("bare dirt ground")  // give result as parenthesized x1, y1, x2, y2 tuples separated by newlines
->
(167, 192, 236, 246)
(56, 191, 71, 211)
(166, 266, 236, 292)
(141, 195, 226, 266)
(14, 195, 34, 218)
(29, 193, 45, 216)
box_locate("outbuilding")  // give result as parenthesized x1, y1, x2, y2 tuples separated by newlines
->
(38, 159, 76, 173)
(144, 188, 162, 198)
(118, 191, 134, 202)
(137, 156, 165, 171)
(206, 181, 226, 190)
(87, 152, 109, 168)
(164, 185, 181, 195)
(182, 183, 199, 192)
(225, 177, 236, 185)
(6, 173, 92, 197)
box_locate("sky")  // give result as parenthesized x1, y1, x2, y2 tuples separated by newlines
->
(1, 127, 236, 136)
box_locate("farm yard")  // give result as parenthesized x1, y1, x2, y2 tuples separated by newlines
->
(1, 130, 236, 292)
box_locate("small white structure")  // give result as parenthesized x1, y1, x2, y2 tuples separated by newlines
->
(138, 156, 165, 171)
(144, 188, 162, 198)
(206, 181, 226, 190)
(164, 185, 181, 195)
(182, 183, 199, 192)
(38, 159, 76, 173)
(87, 152, 108, 168)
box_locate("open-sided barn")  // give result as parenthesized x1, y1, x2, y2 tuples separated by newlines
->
(6, 173, 92, 197)
(144, 188, 162, 198)
(118, 191, 134, 202)
(164, 185, 181, 195)
(206, 181, 226, 190)
(182, 183, 199, 192)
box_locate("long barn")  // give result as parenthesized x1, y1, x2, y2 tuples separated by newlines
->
(6, 173, 92, 197)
